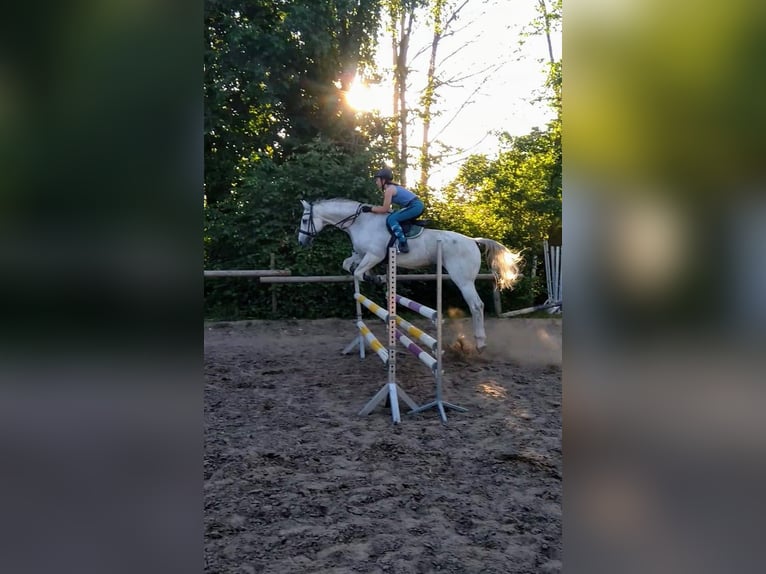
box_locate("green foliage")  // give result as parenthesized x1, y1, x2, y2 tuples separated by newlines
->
(425, 27, 563, 310)
(204, 0, 563, 320)
(204, 0, 392, 319)
(434, 127, 560, 250)
(425, 119, 562, 309)
(205, 0, 384, 204)
(205, 138, 382, 319)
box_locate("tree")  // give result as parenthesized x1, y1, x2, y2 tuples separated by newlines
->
(204, 0, 392, 318)
(434, 126, 560, 251)
(418, 0, 461, 188)
(536, 0, 560, 66)
(383, 0, 429, 183)
(382, 0, 514, 190)
(204, 0, 383, 204)
(203, 0, 563, 318)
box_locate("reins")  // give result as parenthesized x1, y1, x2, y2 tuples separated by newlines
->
(332, 203, 364, 230)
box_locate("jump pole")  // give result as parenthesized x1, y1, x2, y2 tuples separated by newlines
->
(351, 293, 438, 352)
(499, 300, 562, 318)
(357, 247, 419, 424)
(409, 240, 467, 423)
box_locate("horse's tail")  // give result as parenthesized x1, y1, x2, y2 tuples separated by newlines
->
(474, 238, 523, 290)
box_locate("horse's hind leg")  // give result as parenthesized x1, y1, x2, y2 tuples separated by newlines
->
(454, 281, 486, 351)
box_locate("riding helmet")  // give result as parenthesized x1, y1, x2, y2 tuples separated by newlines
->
(374, 167, 393, 181)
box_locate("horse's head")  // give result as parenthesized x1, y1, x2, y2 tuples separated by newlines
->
(298, 198, 364, 247)
(297, 199, 325, 247)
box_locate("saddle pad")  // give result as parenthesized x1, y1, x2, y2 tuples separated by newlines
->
(403, 224, 425, 239)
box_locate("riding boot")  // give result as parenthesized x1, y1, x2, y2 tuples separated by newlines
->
(391, 223, 409, 253)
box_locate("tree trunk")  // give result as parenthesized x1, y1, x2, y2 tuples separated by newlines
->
(396, 11, 413, 185)
(417, 0, 471, 189)
(392, 23, 400, 171)
(538, 0, 555, 65)
(419, 30, 440, 189)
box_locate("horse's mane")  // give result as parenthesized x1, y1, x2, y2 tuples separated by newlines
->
(315, 198, 361, 206)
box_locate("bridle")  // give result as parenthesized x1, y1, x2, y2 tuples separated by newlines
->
(298, 203, 318, 240)
(299, 201, 364, 241)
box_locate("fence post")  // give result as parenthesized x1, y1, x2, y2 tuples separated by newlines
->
(270, 253, 277, 314)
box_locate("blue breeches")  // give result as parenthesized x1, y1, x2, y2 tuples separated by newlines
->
(386, 199, 424, 243)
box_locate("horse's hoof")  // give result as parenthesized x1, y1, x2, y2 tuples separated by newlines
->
(363, 273, 383, 286)
(476, 343, 486, 354)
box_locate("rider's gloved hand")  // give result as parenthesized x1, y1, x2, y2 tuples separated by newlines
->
(361, 205, 373, 213)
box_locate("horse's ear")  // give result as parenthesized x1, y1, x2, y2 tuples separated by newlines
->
(300, 199, 309, 209)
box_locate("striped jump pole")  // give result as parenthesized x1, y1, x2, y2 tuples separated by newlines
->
(354, 293, 389, 322)
(395, 319, 437, 353)
(356, 321, 388, 364)
(395, 295, 438, 323)
(354, 293, 438, 353)
(395, 330, 438, 374)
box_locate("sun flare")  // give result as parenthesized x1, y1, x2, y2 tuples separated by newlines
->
(344, 78, 388, 113)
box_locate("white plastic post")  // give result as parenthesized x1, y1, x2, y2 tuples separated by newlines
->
(387, 247, 399, 422)
(409, 239, 467, 423)
(357, 247, 419, 423)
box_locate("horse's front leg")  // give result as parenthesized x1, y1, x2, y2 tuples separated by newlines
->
(353, 252, 386, 285)
(342, 251, 363, 273)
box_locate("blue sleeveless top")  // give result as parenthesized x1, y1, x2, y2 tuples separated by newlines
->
(390, 185, 418, 207)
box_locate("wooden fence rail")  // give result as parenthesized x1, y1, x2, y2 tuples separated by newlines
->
(203, 270, 292, 278)
(258, 273, 498, 284)
(203, 271, 559, 317)
(203, 271, 497, 283)
(204, 270, 503, 314)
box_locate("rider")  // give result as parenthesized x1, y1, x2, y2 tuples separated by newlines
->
(361, 167, 424, 253)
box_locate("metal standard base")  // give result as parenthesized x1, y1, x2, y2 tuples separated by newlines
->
(342, 335, 362, 356)
(359, 382, 420, 424)
(410, 400, 468, 424)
